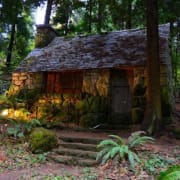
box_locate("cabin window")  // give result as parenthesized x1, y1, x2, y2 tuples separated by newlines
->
(46, 71, 83, 93)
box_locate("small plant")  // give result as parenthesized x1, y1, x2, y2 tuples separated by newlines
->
(158, 165, 180, 180)
(30, 153, 47, 164)
(23, 119, 41, 133)
(82, 167, 98, 180)
(96, 131, 154, 169)
(6, 119, 41, 138)
(144, 154, 175, 175)
(6, 120, 24, 138)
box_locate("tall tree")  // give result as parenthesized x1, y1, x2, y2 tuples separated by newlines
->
(142, 0, 162, 135)
(44, 0, 53, 24)
(126, 0, 132, 29)
(0, 0, 44, 67)
(0, 0, 23, 67)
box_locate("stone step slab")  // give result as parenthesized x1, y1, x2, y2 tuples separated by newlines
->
(59, 141, 98, 152)
(59, 136, 103, 145)
(47, 153, 97, 167)
(53, 147, 97, 159)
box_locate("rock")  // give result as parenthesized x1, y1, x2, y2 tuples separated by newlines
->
(29, 127, 58, 153)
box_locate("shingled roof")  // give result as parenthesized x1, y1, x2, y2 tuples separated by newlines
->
(15, 24, 170, 72)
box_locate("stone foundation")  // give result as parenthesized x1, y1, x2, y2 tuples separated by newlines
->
(2, 66, 173, 126)
(7, 72, 43, 95)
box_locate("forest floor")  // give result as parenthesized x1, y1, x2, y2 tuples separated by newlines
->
(0, 102, 179, 179)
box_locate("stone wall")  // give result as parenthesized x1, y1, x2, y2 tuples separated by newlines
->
(4, 70, 109, 127)
(4, 66, 172, 125)
(34, 69, 110, 127)
(7, 72, 43, 96)
(82, 69, 109, 96)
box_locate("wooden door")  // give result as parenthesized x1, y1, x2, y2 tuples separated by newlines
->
(110, 69, 131, 124)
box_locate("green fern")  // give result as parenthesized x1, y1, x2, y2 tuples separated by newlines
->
(158, 165, 180, 180)
(97, 139, 119, 149)
(96, 131, 154, 169)
(109, 135, 125, 144)
(128, 131, 154, 148)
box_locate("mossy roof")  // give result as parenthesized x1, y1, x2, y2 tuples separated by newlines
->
(15, 24, 170, 72)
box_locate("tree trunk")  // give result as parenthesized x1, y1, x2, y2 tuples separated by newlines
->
(88, 0, 92, 33)
(142, 0, 162, 135)
(97, 0, 103, 33)
(6, 23, 16, 67)
(44, 0, 53, 24)
(126, 0, 132, 29)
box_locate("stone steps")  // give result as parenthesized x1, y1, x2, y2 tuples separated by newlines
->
(60, 136, 102, 144)
(53, 147, 97, 159)
(58, 142, 97, 152)
(48, 153, 97, 166)
(47, 134, 103, 166)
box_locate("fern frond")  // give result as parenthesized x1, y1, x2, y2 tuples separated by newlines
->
(129, 136, 154, 149)
(119, 145, 129, 158)
(128, 151, 140, 169)
(158, 165, 180, 180)
(131, 151, 140, 163)
(109, 135, 125, 145)
(128, 131, 145, 142)
(96, 147, 110, 161)
(110, 146, 121, 159)
(101, 151, 111, 164)
(128, 151, 135, 169)
(97, 139, 119, 149)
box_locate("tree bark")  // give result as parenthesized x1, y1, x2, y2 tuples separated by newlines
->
(88, 0, 92, 33)
(142, 0, 162, 135)
(6, 23, 16, 67)
(44, 0, 53, 24)
(126, 0, 132, 29)
(97, 0, 103, 33)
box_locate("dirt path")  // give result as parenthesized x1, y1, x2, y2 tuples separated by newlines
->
(0, 163, 84, 180)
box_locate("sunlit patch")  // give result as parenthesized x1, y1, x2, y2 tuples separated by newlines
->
(1, 109, 8, 116)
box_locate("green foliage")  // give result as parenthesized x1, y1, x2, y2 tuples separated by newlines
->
(6, 119, 41, 138)
(81, 167, 98, 180)
(97, 131, 154, 169)
(144, 154, 175, 175)
(29, 127, 58, 153)
(128, 131, 154, 149)
(158, 165, 180, 180)
(15, 88, 41, 110)
(0, 0, 36, 68)
(30, 153, 47, 164)
(7, 121, 24, 138)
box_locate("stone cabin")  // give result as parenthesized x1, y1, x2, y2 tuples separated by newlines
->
(7, 24, 172, 128)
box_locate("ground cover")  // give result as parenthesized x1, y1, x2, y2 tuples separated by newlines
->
(0, 121, 179, 180)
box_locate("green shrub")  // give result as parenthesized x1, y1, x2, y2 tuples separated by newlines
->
(158, 165, 180, 180)
(96, 131, 154, 169)
(6, 119, 41, 138)
(29, 127, 58, 153)
(79, 113, 106, 128)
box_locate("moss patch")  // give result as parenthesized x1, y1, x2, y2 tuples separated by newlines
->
(79, 113, 106, 128)
(29, 127, 58, 153)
